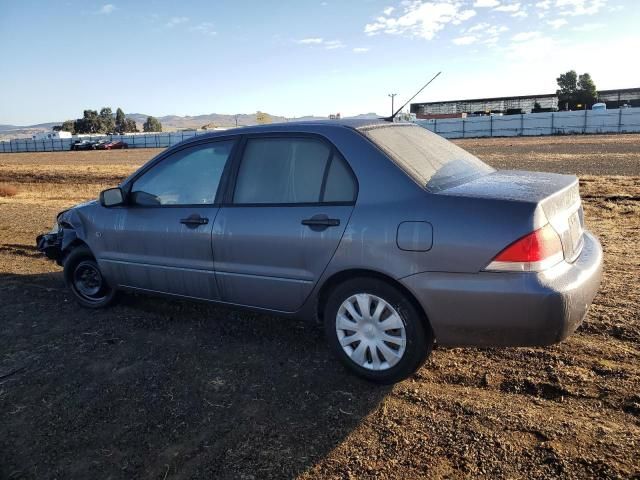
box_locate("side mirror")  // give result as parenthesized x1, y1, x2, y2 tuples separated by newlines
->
(100, 187, 125, 207)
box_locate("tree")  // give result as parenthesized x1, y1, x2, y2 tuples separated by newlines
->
(556, 70, 598, 110)
(143, 116, 162, 132)
(556, 70, 578, 110)
(99, 107, 115, 133)
(124, 118, 138, 133)
(63, 107, 138, 135)
(115, 108, 126, 133)
(74, 109, 101, 134)
(114, 108, 139, 133)
(53, 120, 76, 133)
(577, 73, 598, 108)
(61, 120, 75, 133)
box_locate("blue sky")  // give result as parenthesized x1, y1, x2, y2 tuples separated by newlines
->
(1, 0, 638, 124)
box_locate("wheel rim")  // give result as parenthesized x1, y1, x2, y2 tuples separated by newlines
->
(72, 260, 108, 302)
(336, 293, 406, 371)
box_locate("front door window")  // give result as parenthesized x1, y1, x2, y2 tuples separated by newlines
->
(131, 140, 235, 206)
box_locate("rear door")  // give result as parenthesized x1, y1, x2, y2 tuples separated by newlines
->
(213, 134, 357, 312)
(96, 139, 236, 299)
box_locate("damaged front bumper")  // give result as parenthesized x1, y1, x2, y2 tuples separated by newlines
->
(36, 229, 63, 262)
(36, 205, 87, 264)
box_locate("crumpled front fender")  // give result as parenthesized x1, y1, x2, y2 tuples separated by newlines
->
(35, 207, 87, 264)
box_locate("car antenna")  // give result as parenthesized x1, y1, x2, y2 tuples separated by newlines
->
(383, 71, 442, 122)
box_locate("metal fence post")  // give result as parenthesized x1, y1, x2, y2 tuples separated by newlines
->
(618, 108, 623, 133)
(551, 112, 554, 134)
(520, 114, 524, 136)
(583, 108, 588, 134)
(490, 115, 493, 137)
(462, 117, 465, 138)
(434, 119, 438, 135)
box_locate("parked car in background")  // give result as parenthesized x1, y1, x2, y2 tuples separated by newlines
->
(70, 140, 97, 151)
(103, 140, 129, 150)
(37, 120, 603, 383)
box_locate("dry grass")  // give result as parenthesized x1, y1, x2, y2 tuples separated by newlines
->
(456, 133, 640, 176)
(0, 183, 18, 197)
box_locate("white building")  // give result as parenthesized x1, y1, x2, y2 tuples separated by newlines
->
(32, 131, 72, 141)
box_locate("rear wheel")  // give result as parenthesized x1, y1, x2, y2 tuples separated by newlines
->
(63, 246, 117, 308)
(324, 277, 432, 384)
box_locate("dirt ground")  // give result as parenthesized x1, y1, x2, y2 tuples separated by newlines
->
(0, 134, 639, 479)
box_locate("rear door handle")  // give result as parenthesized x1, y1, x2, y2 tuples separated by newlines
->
(180, 214, 209, 228)
(301, 214, 340, 231)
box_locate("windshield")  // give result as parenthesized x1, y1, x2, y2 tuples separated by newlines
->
(360, 124, 494, 192)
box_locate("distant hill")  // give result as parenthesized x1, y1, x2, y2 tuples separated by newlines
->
(0, 111, 382, 140)
(125, 112, 330, 130)
(0, 122, 59, 133)
(0, 122, 63, 141)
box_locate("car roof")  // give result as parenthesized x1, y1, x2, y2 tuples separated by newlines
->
(177, 118, 397, 145)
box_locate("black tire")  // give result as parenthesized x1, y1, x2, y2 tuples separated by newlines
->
(324, 277, 433, 384)
(63, 245, 117, 309)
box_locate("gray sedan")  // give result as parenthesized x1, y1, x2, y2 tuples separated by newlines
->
(37, 120, 603, 383)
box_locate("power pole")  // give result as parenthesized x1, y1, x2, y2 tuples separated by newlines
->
(388, 93, 398, 117)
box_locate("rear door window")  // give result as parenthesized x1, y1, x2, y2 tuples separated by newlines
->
(233, 137, 356, 204)
(323, 152, 356, 202)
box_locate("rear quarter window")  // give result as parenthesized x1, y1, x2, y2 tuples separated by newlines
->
(360, 124, 493, 192)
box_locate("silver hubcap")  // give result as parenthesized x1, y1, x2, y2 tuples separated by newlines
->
(336, 293, 406, 371)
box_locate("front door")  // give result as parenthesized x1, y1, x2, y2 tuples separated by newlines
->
(213, 135, 357, 312)
(96, 139, 236, 300)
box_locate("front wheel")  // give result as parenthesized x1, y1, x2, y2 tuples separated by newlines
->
(63, 246, 117, 308)
(324, 277, 433, 384)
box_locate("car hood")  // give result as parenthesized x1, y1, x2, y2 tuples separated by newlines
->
(57, 199, 98, 221)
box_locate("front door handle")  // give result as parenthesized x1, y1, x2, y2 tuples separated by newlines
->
(302, 214, 340, 231)
(180, 214, 209, 228)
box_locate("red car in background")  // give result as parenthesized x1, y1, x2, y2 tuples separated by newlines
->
(96, 140, 129, 150)
(105, 140, 129, 150)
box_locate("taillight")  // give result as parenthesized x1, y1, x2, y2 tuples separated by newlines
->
(485, 224, 564, 272)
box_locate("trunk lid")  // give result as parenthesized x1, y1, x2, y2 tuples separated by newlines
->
(439, 170, 584, 262)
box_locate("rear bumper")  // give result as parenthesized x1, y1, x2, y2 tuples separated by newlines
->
(401, 230, 603, 347)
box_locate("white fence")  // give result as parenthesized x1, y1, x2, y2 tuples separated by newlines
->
(415, 107, 640, 139)
(0, 130, 214, 153)
(1, 107, 640, 153)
